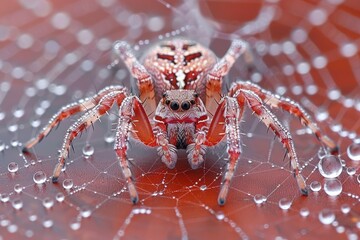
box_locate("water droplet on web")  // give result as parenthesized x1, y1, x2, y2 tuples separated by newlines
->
(324, 179, 342, 196)
(318, 155, 342, 178)
(1, 193, 10, 202)
(357, 175, 360, 184)
(42, 197, 54, 209)
(310, 181, 322, 192)
(29, 214, 37, 222)
(10, 139, 19, 147)
(42, 218, 53, 228)
(8, 162, 19, 173)
(80, 207, 92, 218)
(347, 143, 360, 161)
(70, 220, 81, 230)
(299, 208, 310, 217)
(7, 123, 18, 132)
(55, 192, 65, 202)
(253, 194, 267, 204)
(346, 167, 356, 176)
(33, 171, 47, 184)
(14, 184, 22, 193)
(0, 140, 5, 152)
(63, 179, 73, 190)
(30, 119, 41, 128)
(215, 211, 225, 221)
(12, 198, 23, 210)
(200, 185, 207, 191)
(7, 224, 18, 233)
(104, 132, 115, 143)
(278, 198, 292, 210)
(82, 144, 94, 157)
(318, 209, 335, 225)
(340, 204, 350, 214)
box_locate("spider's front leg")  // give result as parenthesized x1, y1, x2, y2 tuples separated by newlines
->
(114, 96, 157, 203)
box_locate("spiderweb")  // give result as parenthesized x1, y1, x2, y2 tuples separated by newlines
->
(0, 0, 359, 239)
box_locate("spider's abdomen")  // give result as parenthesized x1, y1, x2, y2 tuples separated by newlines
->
(142, 39, 217, 96)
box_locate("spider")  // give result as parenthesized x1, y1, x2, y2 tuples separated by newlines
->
(23, 38, 338, 205)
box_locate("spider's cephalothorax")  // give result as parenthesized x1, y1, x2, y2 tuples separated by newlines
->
(23, 38, 338, 205)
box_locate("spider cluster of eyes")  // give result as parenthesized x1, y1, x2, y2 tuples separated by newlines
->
(163, 92, 197, 111)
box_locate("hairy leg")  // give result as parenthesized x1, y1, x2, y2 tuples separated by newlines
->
(23, 86, 126, 151)
(52, 89, 127, 182)
(231, 88, 308, 195)
(206, 39, 251, 115)
(229, 81, 338, 154)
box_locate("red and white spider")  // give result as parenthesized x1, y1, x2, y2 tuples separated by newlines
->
(23, 38, 338, 205)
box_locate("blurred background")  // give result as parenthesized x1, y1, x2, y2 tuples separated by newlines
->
(0, 0, 359, 239)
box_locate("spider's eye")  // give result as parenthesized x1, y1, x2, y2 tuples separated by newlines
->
(170, 101, 180, 111)
(190, 100, 195, 105)
(165, 100, 170, 105)
(181, 101, 191, 110)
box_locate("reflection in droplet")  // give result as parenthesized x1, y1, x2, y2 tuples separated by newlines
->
(324, 179, 342, 196)
(318, 155, 342, 178)
(300, 208, 310, 217)
(82, 144, 94, 157)
(70, 220, 81, 230)
(200, 185, 207, 191)
(104, 132, 115, 143)
(310, 181, 322, 192)
(56, 192, 65, 202)
(33, 171, 47, 184)
(318, 209, 335, 225)
(8, 162, 19, 173)
(253, 194, 267, 204)
(62, 179, 74, 190)
(278, 198, 292, 210)
(42, 197, 54, 209)
(340, 204, 350, 214)
(12, 198, 23, 210)
(347, 143, 360, 161)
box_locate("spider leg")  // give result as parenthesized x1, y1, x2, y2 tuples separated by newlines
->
(206, 39, 251, 115)
(52, 89, 128, 183)
(22, 86, 126, 152)
(231, 88, 308, 196)
(114, 96, 157, 204)
(112, 41, 156, 116)
(229, 81, 338, 154)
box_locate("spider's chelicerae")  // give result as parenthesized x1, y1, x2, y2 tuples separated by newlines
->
(23, 38, 338, 205)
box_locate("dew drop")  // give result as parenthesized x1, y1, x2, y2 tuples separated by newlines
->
(33, 171, 47, 184)
(82, 144, 94, 157)
(340, 204, 350, 214)
(346, 167, 356, 176)
(8, 162, 19, 173)
(42, 197, 54, 209)
(215, 211, 225, 221)
(29, 214, 37, 222)
(55, 192, 65, 202)
(14, 184, 23, 193)
(357, 175, 360, 184)
(1, 193, 10, 203)
(80, 207, 92, 218)
(324, 179, 342, 196)
(318, 209, 335, 225)
(347, 143, 360, 161)
(300, 208, 310, 217)
(310, 181, 322, 192)
(7, 224, 18, 233)
(42, 219, 53, 228)
(62, 179, 73, 190)
(253, 194, 267, 204)
(12, 198, 23, 210)
(104, 132, 115, 143)
(0, 141, 5, 152)
(318, 155, 342, 178)
(70, 220, 81, 230)
(278, 198, 292, 210)
(200, 185, 207, 191)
